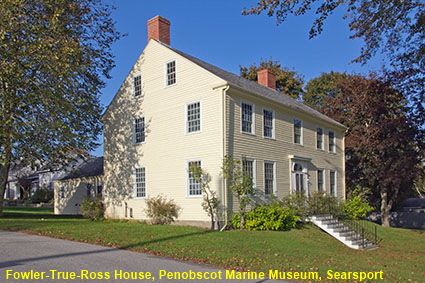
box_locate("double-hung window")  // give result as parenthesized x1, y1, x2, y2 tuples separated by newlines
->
(263, 109, 274, 138)
(166, 60, 176, 86)
(294, 119, 303, 145)
(317, 127, 324, 150)
(264, 161, 275, 196)
(317, 169, 324, 191)
(329, 131, 335, 152)
(242, 102, 254, 134)
(134, 167, 146, 198)
(330, 170, 336, 196)
(242, 158, 255, 188)
(133, 117, 145, 144)
(188, 160, 202, 196)
(133, 74, 142, 97)
(187, 102, 201, 133)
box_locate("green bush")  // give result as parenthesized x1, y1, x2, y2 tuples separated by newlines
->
(80, 197, 104, 221)
(30, 188, 54, 204)
(232, 202, 299, 231)
(145, 195, 181, 225)
(344, 195, 374, 219)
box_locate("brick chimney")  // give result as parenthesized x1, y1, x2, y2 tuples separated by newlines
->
(257, 69, 276, 89)
(147, 16, 170, 45)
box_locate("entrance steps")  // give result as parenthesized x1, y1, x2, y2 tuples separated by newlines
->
(310, 215, 379, 250)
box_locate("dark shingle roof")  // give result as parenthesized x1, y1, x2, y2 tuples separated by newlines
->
(60, 157, 104, 181)
(164, 43, 345, 129)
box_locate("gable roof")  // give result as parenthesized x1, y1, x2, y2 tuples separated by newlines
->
(60, 156, 104, 181)
(162, 42, 345, 129)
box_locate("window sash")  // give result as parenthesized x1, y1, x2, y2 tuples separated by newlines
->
(264, 162, 274, 195)
(317, 127, 323, 149)
(134, 117, 145, 144)
(135, 167, 146, 198)
(242, 103, 253, 133)
(133, 74, 142, 97)
(330, 171, 336, 196)
(187, 102, 200, 133)
(294, 119, 302, 144)
(188, 161, 202, 196)
(329, 131, 335, 152)
(317, 170, 324, 191)
(263, 110, 273, 138)
(166, 61, 176, 86)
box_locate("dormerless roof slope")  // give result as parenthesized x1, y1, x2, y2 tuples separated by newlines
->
(161, 41, 345, 129)
(60, 157, 104, 181)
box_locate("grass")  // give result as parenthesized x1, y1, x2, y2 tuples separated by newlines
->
(3, 205, 54, 215)
(0, 208, 424, 282)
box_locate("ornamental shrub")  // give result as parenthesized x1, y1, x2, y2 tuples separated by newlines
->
(344, 195, 374, 219)
(232, 202, 299, 231)
(145, 195, 181, 225)
(80, 197, 104, 221)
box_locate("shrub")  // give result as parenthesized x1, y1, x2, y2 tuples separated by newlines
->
(231, 202, 298, 231)
(344, 195, 374, 219)
(30, 188, 54, 204)
(145, 195, 181, 225)
(80, 197, 104, 221)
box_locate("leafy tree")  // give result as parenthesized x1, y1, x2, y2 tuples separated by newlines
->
(188, 164, 220, 230)
(0, 0, 122, 215)
(240, 59, 304, 99)
(222, 155, 255, 229)
(303, 72, 347, 110)
(242, 1, 425, 129)
(322, 73, 423, 226)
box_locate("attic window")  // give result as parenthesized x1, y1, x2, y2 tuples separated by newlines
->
(166, 60, 176, 86)
(133, 74, 142, 97)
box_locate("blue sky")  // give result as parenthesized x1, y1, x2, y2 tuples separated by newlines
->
(93, 0, 384, 156)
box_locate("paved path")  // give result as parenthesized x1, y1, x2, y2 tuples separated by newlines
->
(0, 230, 291, 283)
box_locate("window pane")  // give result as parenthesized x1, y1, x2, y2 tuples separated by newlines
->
(329, 131, 335, 152)
(264, 162, 274, 195)
(187, 102, 200, 133)
(242, 159, 254, 182)
(317, 127, 323, 149)
(317, 170, 324, 191)
(134, 117, 145, 143)
(135, 167, 146, 198)
(263, 110, 273, 138)
(330, 171, 336, 196)
(134, 75, 142, 97)
(166, 61, 176, 86)
(294, 119, 302, 144)
(188, 161, 202, 196)
(242, 103, 253, 133)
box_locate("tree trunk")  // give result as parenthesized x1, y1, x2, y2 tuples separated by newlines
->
(0, 162, 11, 217)
(380, 190, 392, 227)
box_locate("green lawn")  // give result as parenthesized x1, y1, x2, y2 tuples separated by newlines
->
(3, 205, 54, 215)
(0, 210, 423, 282)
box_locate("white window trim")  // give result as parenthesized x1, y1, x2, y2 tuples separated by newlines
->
(241, 100, 255, 135)
(164, 59, 177, 88)
(264, 161, 276, 196)
(330, 170, 337, 197)
(329, 131, 336, 153)
(186, 159, 203, 198)
(185, 100, 202, 135)
(132, 72, 143, 98)
(263, 107, 275, 139)
(132, 116, 146, 145)
(133, 166, 146, 199)
(293, 118, 303, 145)
(317, 169, 325, 192)
(316, 127, 324, 150)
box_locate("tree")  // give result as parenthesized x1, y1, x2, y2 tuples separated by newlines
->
(303, 71, 347, 110)
(0, 0, 122, 215)
(222, 155, 255, 230)
(242, 1, 425, 128)
(240, 59, 304, 99)
(321, 73, 423, 226)
(188, 164, 220, 230)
